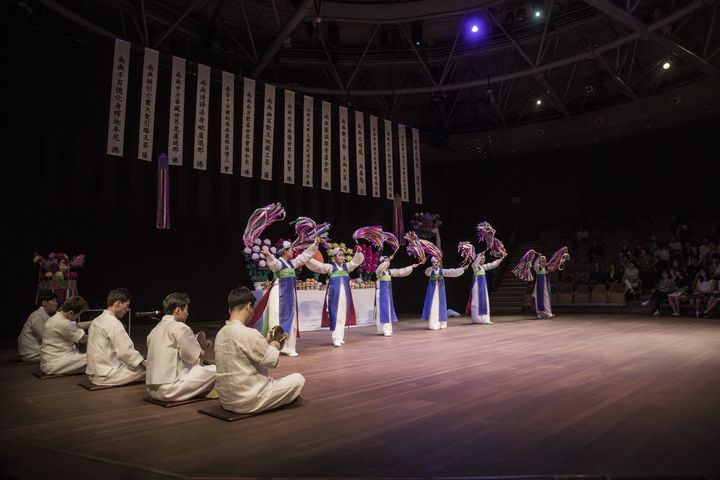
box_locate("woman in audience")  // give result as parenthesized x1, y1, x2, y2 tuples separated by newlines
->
(667, 269, 690, 317)
(637, 248, 656, 292)
(642, 270, 676, 315)
(606, 263, 621, 287)
(690, 269, 714, 317)
(589, 262, 606, 288)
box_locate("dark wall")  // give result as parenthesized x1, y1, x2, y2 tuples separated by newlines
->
(3, 24, 718, 339)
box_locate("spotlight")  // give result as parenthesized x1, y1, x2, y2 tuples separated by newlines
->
(536, 99, 542, 105)
(534, 10, 542, 18)
(662, 61, 671, 70)
(467, 18, 486, 38)
(411, 22, 423, 48)
(471, 24, 479, 33)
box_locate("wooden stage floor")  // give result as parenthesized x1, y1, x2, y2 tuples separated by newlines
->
(1, 314, 720, 479)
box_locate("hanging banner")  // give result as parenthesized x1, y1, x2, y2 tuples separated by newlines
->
(321, 101, 332, 190)
(412, 128, 423, 204)
(384, 119, 394, 200)
(106, 39, 131, 156)
(220, 71, 234, 174)
(369, 115, 380, 198)
(193, 64, 210, 170)
(241, 77, 256, 177)
(339, 106, 350, 193)
(398, 124, 409, 202)
(260, 84, 275, 181)
(302, 95, 314, 188)
(355, 111, 367, 196)
(168, 56, 186, 166)
(284, 90, 296, 184)
(138, 48, 158, 161)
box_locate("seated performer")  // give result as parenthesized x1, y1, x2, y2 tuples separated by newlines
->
(215, 287, 304, 414)
(375, 255, 418, 336)
(40, 296, 90, 375)
(423, 257, 466, 330)
(469, 251, 506, 324)
(86, 288, 146, 386)
(306, 246, 365, 346)
(253, 237, 320, 356)
(17, 290, 58, 363)
(146, 293, 216, 401)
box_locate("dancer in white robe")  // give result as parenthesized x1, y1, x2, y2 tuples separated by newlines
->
(252, 238, 319, 356)
(375, 255, 417, 336)
(40, 296, 90, 375)
(216, 287, 304, 414)
(469, 252, 506, 324)
(86, 288, 146, 386)
(146, 293, 216, 401)
(306, 246, 364, 346)
(533, 256, 554, 318)
(422, 257, 466, 330)
(17, 291, 58, 363)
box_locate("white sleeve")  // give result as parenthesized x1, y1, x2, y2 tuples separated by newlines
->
(61, 320, 85, 343)
(346, 250, 365, 272)
(174, 323, 202, 364)
(482, 258, 504, 271)
(442, 267, 466, 278)
(111, 320, 145, 367)
(291, 243, 319, 269)
(264, 253, 282, 272)
(533, 258, 542, 273)
(376, 259, 391, 276)
(390, 265, 414, 278)
(424, 267, 434, 277)
(306, 258, 332, 274)
(471, 254, 482, 272)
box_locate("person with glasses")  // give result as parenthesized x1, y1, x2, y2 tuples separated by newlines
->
(214, 287, 304, 414)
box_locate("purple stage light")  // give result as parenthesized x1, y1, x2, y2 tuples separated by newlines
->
(466, 18, 486, 39)
(471, 25, 479, 33)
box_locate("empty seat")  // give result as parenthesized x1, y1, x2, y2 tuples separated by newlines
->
(608, 284, 625, 304)
(557, 283, 574, 303)
(591, 284, 608, 303)
(574, 284, 590, 303)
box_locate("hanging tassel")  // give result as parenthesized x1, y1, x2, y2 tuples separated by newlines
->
(156, 153, 171, 230)
(392, 193, 406, 245)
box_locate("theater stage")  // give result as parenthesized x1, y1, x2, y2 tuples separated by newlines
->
(1, 314, 719, 479)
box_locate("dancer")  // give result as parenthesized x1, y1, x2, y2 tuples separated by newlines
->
(422, 257, 466, 330)
(512, 247, 569, 319)
(375, 254, 419, 336)
(469, 251, 507, 324)
(306, 245, 364, 346)
(252, 237, 320, 356)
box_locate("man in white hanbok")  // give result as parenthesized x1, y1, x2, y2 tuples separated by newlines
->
(17, 290, 58, 363)
(41, 296, 90, 375)
(215, 287, 305, 414)
(146, 293, 216, 401)
(86, 288, 146, 386)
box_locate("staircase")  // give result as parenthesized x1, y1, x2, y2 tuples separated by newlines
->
(491, 240, 539, 314)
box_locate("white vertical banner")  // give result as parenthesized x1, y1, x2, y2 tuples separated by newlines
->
(302, 95, 314, 187)
(384, 119, 394, 200)
(284, 90, 296, 184)
(355, 111, 367, 196)
(193, 64, 210, 170)
(339, 106, 350, 193)
(321, 101, 332, 190)
(260, 84, 275, 181)
(369, 115, 380, 198)
(220, 71, 234, 175)
(398, 124, 409, 202)
(137, 47, 158, 161)
(168, 56, 186, 166)
(240, 77, 256, 177)
(412, 128, 423, 204)
(106, 39, 131, 156)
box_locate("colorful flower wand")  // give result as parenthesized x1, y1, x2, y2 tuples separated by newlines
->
(243, 203, 286, 249)
(458, 241, 476, 266)
(512, 249, 540, 282)
(404, 231, 427, 264)
(546, 246, 570, 272)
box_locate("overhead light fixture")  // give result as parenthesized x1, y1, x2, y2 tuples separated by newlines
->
(662, 61, 671, 70)
(412, 22, 423, 48)
(534, 10, 542, 18)
(536, 99, 542, 105)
